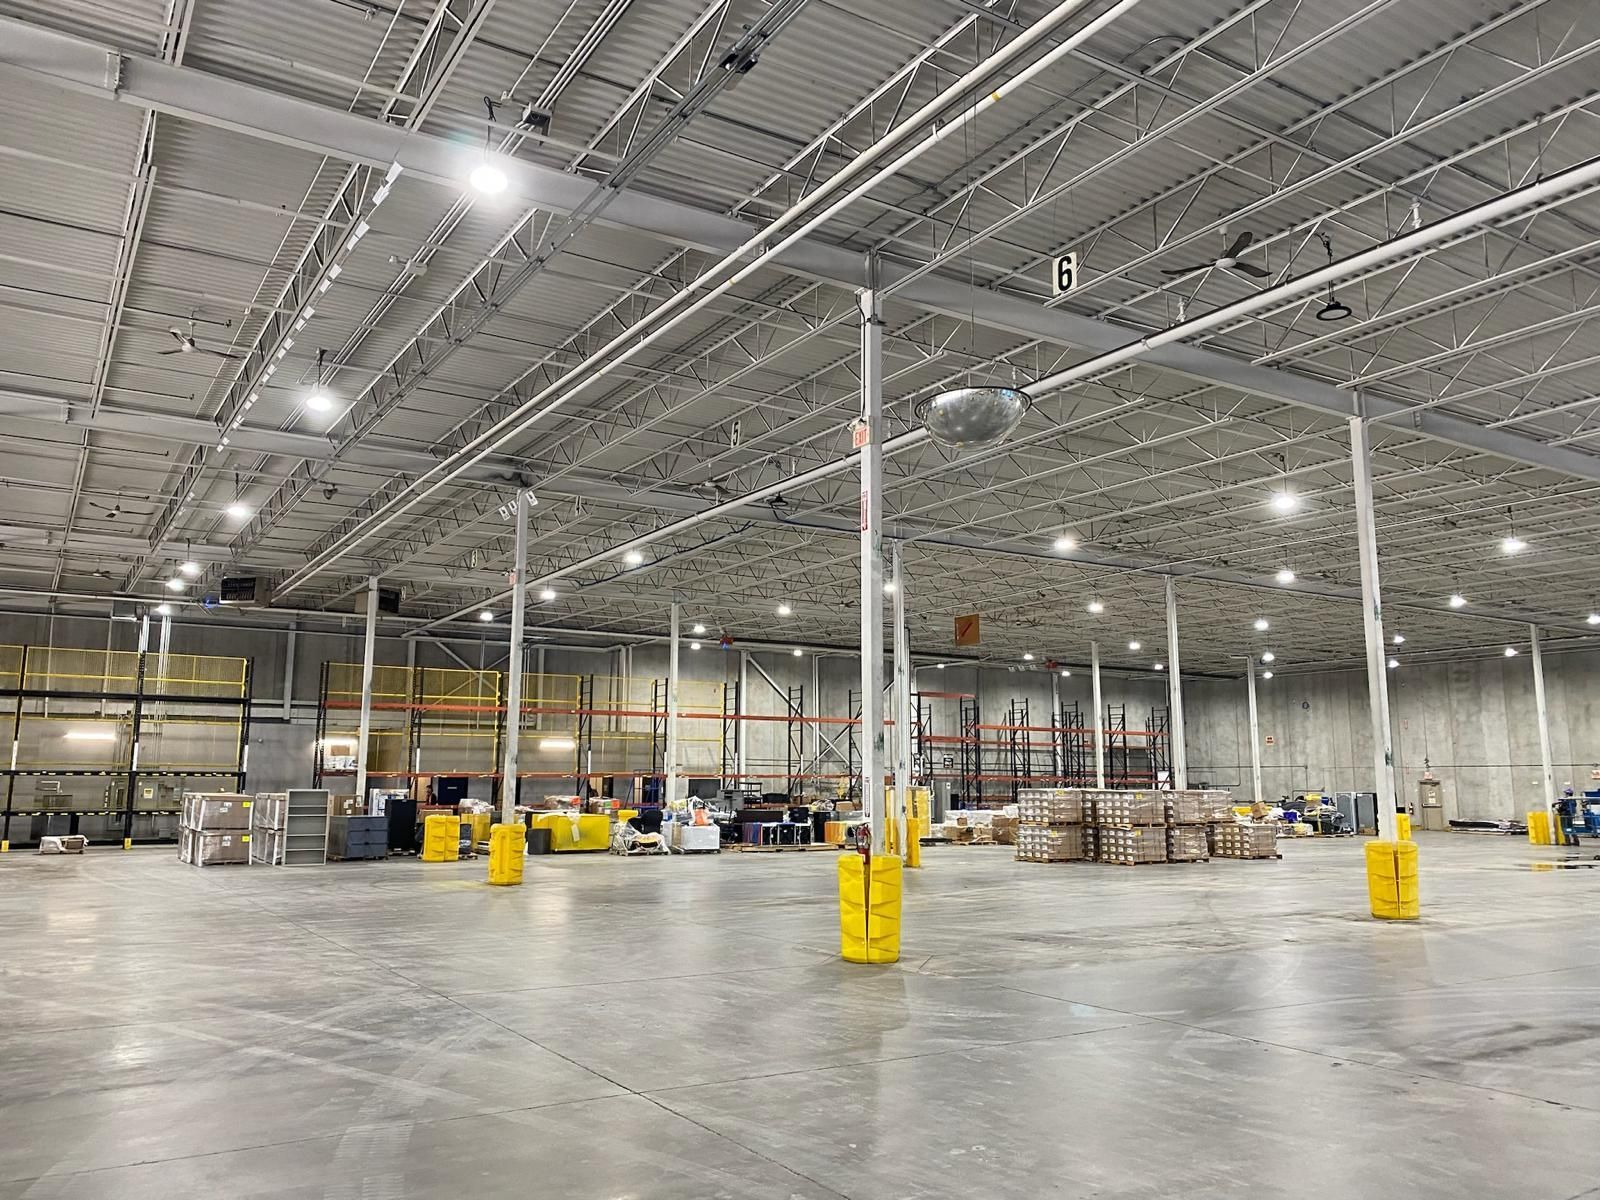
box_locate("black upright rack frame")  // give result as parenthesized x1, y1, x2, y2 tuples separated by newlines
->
(785, 684, 805, 798)
(958, 695, 980, 806)
(720, 680, 738, 786)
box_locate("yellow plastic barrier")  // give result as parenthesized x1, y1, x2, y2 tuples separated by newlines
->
(467, 811, 492, 851)
(421, 814, 461, 862)
(838, 853, 902, 964)
(1395, 812, 1411, 840)
(1366, 839, 1419, 921)
(823, 820, 847, 845)
(530, 811, 610, 852)
(487, 823, 525, 886)
(1528, 810, 1552, 845)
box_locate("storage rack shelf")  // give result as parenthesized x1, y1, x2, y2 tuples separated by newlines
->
(0, 643, 252, 848)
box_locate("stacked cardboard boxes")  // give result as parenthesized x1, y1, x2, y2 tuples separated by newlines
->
(1096, 826, 1166, 865)
(1016, 788, 1087, 863)
(1166, 825, 1209, 862)
(1212, 822, 1279, 859)
(178, 792, 253, 866)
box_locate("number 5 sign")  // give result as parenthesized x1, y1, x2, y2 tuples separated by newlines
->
(1052, 251, 1081, 296)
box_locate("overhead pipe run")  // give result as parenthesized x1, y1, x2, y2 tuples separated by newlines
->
(274, 0, 1149, 594)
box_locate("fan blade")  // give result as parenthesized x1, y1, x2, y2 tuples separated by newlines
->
(156, 348, 185, 355)
(1159, 265, 1209, 276)
(200, 349, 242, 360)
(1230, 262, 1270, 279)
(167, 328, 187, 344)
(1222, 230, 1255, 259)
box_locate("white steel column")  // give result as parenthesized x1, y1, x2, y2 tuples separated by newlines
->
(1090, 640, 1105, 788)
(281, 623, 297, 722)
(1245, 656, 1264, 809)
(499, 491, 530, 823)
(1530, 623, 1557, 839)
(1350, 415, 1398, 841)
(1163, 575, 1187, 789)
(890, 540, 911, 843)
(665, 600, 681, 808)
(860, 272, 887, 854)
(353, 575, 379, 807)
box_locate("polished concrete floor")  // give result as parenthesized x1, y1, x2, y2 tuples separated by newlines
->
(1, 833, 1597, 1199)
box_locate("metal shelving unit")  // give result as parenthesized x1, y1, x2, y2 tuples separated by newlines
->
(282, 787, 330, 865)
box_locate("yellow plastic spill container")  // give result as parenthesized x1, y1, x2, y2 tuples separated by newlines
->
(1395, 812, 1411, 841)
(421, 814, 461, 862)
(531, 811, 610, 852)
(838, 853, 902, 964)
(1366, 839, 1419, 920)
(487, 823, 525, 886)
(1527, 810, 1551, 845)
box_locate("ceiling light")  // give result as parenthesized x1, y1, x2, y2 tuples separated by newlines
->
(1448, 593, 1467, 609)
(1260, 651, 1275, 663)
(179, 560, 200, 577)
(623, 549, 643, 566)
(1501, 535, 1527, 554)
(1588, 612, 1600, 626)
(539, 587, 556, 602)
(1504, 646, 1518, 657)
(63, 728, 117, 742)
(1059, 669, 1071, 678)
(1275, 568, 1295, 584)
(1253, 618, 1269, 631)
(1269, 492, 1298, 513)
(883, 581, 897, 594)
(470, 163, 508, 195)
(1387, 658, 1399, 669)
(936, 663, 946, 670)
(478, 610, 494, 622)
(1086, 600, 1104, 614)
(1053, 534, 1076, 552)
(1392, 634, 1405, 645)
(792, 647, 803, 657)
(689, 641, 701, 651)
(538, 736, 575, 753)
(225, 503, 250, 520)
(776, 603, 792, 616)
(1261, 670, 1274, 680)
(165, 578, 186, 592)
(1022, 652, 1034, 661)
(306, 390, 333, 413)
(155, 604, 172, 617)
(1154, 662, 1164, 671)
(691, 623, 706, 634)
(1128, 641, 1141, 651)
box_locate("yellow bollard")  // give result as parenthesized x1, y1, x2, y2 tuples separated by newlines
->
(486, 823, 525, 886)
(1527, 811, 1551, 845)
(838, 852, 902, 964)
(1365, 839, 1420, 920)
(421, 814, 461, 862)
(0, 839, 8, 853)
(1395, 811, 1411, 840)
(905, 787, 923, 869)
(122, 837, 132, 851)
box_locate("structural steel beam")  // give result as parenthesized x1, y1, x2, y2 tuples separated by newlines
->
(6, 14, 1599, 489)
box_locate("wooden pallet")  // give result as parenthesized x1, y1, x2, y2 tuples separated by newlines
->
(730, 842, 839, 853)
(1097, 857, 1175, 866)
(1214, 852, 1283, 860)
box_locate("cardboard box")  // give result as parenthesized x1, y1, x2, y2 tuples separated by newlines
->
(1097, 826, 1166, 864)
(1211, 822, 1279, 858)
(1016, 824, 1086, 862)
(991, 815, 1019, 845)
(1164, 792, 1207, 825)
(1092, 791, 1163, 827)
(1166, 825, 1209, 862)
(179, 828, 250, 866)
(1016, 788, 1084, 825)
(181, 793, 253, 831)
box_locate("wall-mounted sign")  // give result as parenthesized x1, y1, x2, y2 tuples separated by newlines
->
(1263, 734, 1276, 746)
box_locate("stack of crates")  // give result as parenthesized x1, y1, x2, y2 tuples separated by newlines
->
(250, 792, 288, 865)
(1088, 790, 1165, 865)
(1164, 790, 1211, 862)
(178, 792, 253, 867)
(1015, 788, 1086, 863)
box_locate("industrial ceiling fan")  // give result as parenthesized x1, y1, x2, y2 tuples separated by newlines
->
(1160, 230, 1270, 280)
(160, 320, 241, 361)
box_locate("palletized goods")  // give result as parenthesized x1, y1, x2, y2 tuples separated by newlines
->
(1016, 788, 1084, 825)
(1090, 791, 1163, 827)
(1211, 822, 1279, 859)
(1096, 826, 1165, 864)
(1166, 825, 1209, 862)
(1016, 825, 1086, 862)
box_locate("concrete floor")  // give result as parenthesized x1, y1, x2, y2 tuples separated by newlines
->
(1, 833, 1597, 1199)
